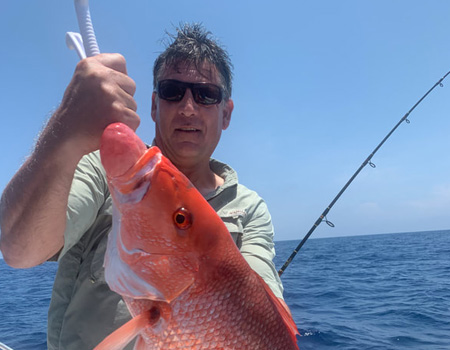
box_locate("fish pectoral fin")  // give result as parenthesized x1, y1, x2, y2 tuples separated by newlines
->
(124, 298, 173, 342)
(93, 309, 152, 350)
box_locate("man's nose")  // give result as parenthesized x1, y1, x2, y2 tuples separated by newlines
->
(178, 88, 197, 116)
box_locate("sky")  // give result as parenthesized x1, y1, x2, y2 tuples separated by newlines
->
(1, 0, 450, 247)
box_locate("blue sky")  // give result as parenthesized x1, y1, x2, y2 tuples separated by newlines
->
(1, 0, 450, 245)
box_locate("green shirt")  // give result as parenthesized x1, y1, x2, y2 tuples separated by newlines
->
(47, 150, 284, 350)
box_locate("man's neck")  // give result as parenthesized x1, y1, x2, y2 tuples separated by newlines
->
(176, 161, 224, 197)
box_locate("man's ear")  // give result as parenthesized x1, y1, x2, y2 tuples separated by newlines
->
(222, 99, 234, 130)
(151, 92, 157, 122)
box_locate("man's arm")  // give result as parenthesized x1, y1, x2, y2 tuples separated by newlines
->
(0, 54, 139, 268)
(239, 196, 287, 300)
(240, 197, 293, 316)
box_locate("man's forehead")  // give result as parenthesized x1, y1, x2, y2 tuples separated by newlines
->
(160, 62, 220, 83)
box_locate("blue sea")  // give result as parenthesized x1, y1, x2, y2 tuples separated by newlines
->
(1, 230, 449, 350)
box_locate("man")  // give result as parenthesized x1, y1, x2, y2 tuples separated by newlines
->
(0, 24, 287, 349)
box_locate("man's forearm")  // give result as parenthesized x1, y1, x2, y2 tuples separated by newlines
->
(0, 127, 81, 268)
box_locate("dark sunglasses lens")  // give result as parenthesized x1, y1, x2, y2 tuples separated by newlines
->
(194, 85, 222, 105)
(158, 81, 185, 101)
(158, 80, 223, 105)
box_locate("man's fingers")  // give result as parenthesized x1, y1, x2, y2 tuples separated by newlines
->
(119, 75, 137, 97)
(81, 54, 136, 96)
(94, 53, 128, 74)
(97, 54, 137, 97)
(123, 111, 141, 131)
(110, 104, 140, 131)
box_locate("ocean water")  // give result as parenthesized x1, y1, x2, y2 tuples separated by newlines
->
(277, 230, 450, 350)
(0, 230, 449, 349)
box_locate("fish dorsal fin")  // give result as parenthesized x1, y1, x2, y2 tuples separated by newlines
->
(255, 273, 300, 348)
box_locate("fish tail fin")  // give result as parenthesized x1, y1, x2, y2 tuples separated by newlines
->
(93, 309, 151, 350)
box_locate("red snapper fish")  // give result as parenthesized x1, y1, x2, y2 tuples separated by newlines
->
(95, 122, 300, 350)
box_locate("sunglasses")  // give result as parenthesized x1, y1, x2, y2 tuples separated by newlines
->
(156, 79, 224, 105)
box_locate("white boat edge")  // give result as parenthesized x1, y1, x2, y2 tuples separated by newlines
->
(0, 342, 14, 350)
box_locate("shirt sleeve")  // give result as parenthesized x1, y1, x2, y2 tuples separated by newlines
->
(240, 194, 285, 300)
(59, 151, 108, 259)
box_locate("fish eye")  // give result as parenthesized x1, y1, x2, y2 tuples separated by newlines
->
(173, 207, 192, 230)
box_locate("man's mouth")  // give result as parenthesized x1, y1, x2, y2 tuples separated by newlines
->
(176, 127, 201, 132)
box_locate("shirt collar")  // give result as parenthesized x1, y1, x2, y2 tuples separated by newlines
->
(205, 158, 238, 200)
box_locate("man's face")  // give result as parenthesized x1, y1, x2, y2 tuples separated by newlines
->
(151, 62, 233, 168)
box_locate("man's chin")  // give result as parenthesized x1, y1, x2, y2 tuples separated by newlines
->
(169, 141, 206, 161)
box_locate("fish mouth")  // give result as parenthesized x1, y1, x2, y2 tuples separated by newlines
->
(110, 147, 162, 204)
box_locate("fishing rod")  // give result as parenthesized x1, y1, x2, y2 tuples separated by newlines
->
(278, 69, 450, 277)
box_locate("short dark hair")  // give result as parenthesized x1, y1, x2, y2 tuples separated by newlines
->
(153, 23, 233, 100)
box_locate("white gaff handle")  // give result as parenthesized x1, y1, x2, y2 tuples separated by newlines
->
(66, 32, 86, 59)
(66, 0, 100, 59)
(74, 0, 100, 56)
